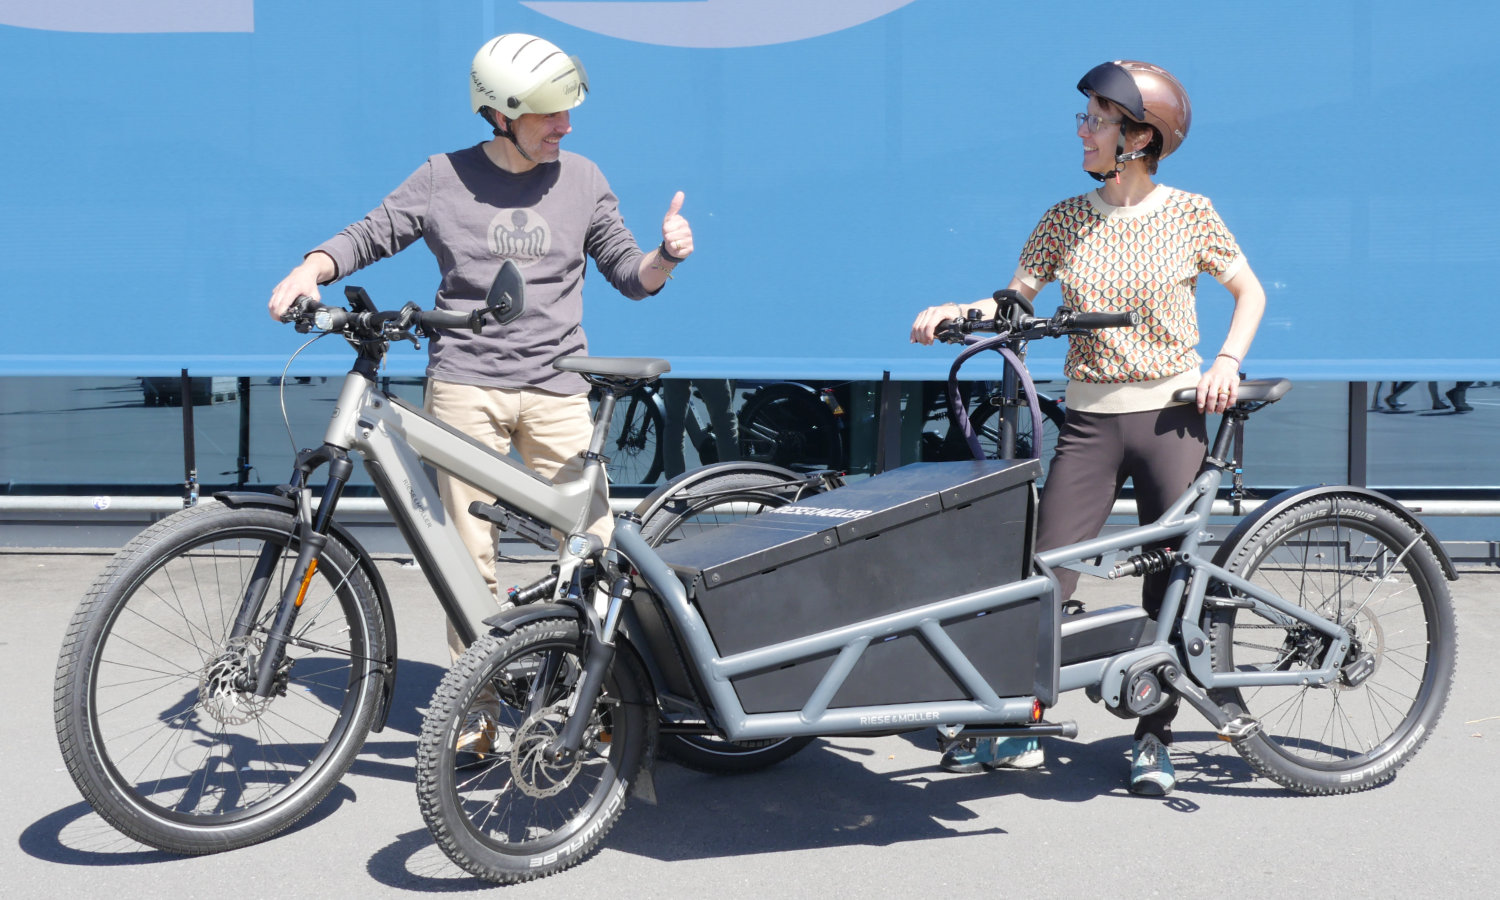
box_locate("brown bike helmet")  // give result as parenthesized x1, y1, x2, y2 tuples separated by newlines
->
(1077, 60, 1191, 176)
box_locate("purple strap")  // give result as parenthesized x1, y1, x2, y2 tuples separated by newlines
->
(947, 335, 1043, 461)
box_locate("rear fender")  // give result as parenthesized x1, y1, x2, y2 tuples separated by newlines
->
(1211, 484, 1458, 580)
(629, 461, 837, 524)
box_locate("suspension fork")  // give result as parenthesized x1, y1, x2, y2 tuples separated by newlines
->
(243, 446, 355, 698)
(543, 570, 633, 763)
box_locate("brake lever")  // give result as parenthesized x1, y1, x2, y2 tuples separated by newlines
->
(934, 317, 967, 344)
(389, 303, 422, 348)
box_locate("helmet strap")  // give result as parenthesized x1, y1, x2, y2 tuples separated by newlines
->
(1109, 133, 1148, 183)
(484, 108, 536, 164)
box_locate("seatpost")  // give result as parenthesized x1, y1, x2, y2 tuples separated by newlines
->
(1206, 407, 1248, 471)
(588, 389, 619, 457)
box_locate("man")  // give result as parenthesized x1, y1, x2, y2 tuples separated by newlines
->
(268, 34, 693, 747)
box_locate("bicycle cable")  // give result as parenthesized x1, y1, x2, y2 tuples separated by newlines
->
(278, 331, 333, 458)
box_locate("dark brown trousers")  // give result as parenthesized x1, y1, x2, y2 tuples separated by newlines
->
(1035, 403, 1208, 743)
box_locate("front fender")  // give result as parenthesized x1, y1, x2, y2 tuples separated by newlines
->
(483, 601, 586, 634)
(1211, 484, 1458, 580)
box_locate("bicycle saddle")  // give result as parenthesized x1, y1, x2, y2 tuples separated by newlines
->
(1171, 378, 1291, 406)
(554, 356, 671, 380)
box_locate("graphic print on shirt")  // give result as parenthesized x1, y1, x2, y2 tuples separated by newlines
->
(488, 208, 551, 267)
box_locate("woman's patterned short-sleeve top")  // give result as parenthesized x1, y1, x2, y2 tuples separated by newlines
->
(1015, 185, 1244, 384)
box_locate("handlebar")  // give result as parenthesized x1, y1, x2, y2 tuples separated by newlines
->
(935, 306, 1141, 344)
(280, 289, 500, 343)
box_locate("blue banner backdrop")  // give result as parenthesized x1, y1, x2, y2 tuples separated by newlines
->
(1, 0, 1494, 380)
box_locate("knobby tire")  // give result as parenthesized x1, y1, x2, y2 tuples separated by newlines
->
(1206, 494, 1456, 794)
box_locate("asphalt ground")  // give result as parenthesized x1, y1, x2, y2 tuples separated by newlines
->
(3, 547, 1497, 898)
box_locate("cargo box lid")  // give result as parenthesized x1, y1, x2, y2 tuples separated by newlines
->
(653, 459, 1038, 592)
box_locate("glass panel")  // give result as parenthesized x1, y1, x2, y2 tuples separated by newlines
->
(0, 376, 1490, 503)
(1367, 380, 1492, 488)
(1237, 380, 1346, 490)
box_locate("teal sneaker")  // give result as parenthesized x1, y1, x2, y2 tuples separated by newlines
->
(941, 736, 1043, 773)
(1130, 734, 1176, 795)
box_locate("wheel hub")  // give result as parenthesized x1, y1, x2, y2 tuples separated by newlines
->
(198, 637, 271, 725)
(510, 706, 588, 798)
(1338, 608, 1385, 689)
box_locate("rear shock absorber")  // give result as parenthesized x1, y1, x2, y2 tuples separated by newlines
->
(1107, 548, 1177, 579)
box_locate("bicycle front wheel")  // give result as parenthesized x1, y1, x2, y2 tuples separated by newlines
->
(415, 618, 651, 883)
(1206, 493, 1456, 794)
(53, 503, 386, 853)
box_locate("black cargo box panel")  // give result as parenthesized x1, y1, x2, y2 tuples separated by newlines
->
(651, 460, 1044, 712)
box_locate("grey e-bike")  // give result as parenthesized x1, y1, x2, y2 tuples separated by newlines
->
(412, 295, 1458, 884)
(53, 262, 829, 854)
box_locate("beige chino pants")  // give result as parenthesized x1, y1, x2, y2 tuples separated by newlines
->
(424, 378, 612, 662)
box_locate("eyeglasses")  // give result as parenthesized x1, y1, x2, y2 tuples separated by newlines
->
(1076, 112, 1122, 134)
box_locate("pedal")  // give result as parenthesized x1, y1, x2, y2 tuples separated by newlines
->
(468, 500, 560, 552)
(1217, 714, 1261, 742)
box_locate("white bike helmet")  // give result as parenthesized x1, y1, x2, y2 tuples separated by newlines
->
(470, 33, 588, 124)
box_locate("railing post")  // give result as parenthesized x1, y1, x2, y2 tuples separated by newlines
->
(1348, 381, 1368, 487)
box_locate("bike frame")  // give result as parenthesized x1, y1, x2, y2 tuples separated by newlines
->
(610, 388, 1367, 745)
(324, 368, 605, 645)
(238, 303, 1417, 756)
(231, 347, 643, 704)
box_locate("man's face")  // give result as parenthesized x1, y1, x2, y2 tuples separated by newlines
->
(508, 110, 571, 163)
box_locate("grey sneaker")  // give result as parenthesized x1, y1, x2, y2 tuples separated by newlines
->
(941, 736, 1044, 773)
(1130, 733, 1176, 795)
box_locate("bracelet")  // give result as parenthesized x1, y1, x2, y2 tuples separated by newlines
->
(657, 241, 685, 264)
(1216, 352, 1242, 366)
(648, 261, 675, 280)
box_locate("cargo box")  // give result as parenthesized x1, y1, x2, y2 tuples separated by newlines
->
(650, 459, 1045, 715)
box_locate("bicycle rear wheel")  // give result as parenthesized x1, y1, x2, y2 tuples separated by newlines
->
(53, 503, 385, 853)
(596, 386, 664, 486)
(966, 394, 1065, 476)
(738, 383, 842, 472)
(1205, 493, 1456, 794)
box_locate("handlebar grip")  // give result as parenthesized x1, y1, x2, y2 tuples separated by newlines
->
(934, 317, 967, 343)
(280, 294, 318, 324)
(416, 309, 474, 332)
(1069, 311, 1140, 330)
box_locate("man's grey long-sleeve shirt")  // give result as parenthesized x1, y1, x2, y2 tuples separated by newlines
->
(314, 145, 652, 394)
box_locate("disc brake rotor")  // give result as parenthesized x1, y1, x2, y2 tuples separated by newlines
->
(510, 706, 589, 798)
(198, 637, 270, 725)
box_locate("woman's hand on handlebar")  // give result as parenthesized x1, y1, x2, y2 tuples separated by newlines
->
(268, 252, 336, 321)
(1196, 354, 1241, 414)
(910, 302, 971, 346)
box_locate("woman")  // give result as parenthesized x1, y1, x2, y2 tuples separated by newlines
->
(910, 60, 1266, 795)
